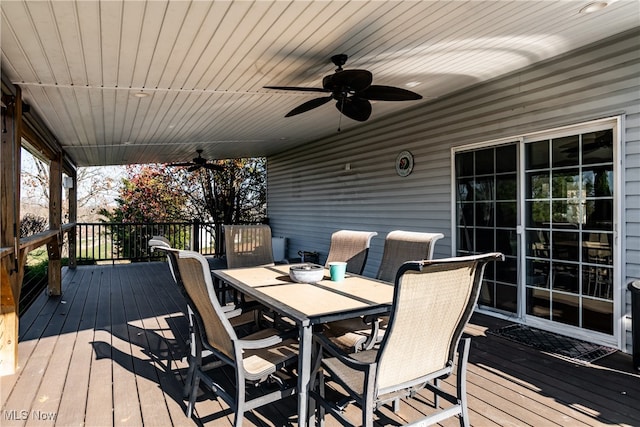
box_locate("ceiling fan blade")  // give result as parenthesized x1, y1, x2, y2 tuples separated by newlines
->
(203, 163, 224, 171)
(263, 86, 330, 93)
(336, 97, 372, 122)
(357, 85, 422, 101)
(285, 96, 333, 117)
(324, 70, 372, 92)
(187, 164, 201, 172)
(168, 162, 193, 167)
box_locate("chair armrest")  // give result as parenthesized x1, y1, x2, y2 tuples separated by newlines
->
(238, 335, 283, 350)
(237, 329, 297, 350)
(314, 331, 370, 371)
(221, 306, 243, 317)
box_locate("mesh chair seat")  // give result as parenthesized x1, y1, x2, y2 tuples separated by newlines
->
(241, 328, 298, 381)
(322, 316, 378, 352)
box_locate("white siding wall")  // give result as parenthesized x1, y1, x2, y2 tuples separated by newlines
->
(267, 29, 640, 352)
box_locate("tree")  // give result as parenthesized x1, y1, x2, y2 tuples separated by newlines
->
(103, 159, 267, 255)
(20, 213, 47, 237)
(166, 158, 267, 253)
(102, 164, 189, 223)
(99, 165, 190, 258)
(171, 158, 266, 223)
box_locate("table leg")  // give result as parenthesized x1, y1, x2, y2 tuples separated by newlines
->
(298, 323, 312, 427)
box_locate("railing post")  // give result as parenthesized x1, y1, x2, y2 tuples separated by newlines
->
(192, 219, 200, 252)
(216, 222, 223, 257)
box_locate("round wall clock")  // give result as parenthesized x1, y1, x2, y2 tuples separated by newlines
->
(395, 150, 414, 177)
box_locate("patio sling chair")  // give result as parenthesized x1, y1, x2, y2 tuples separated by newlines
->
(323, 230, 444, 352)
(224, 224, 275, 268)
(324, 230, 378, 274)
(375, 230, 444, 283)
(221, 224, 279, 309)
(172, 249, 299, 427)
(147, 239, 259, 400)
(311, 252, 504, 427)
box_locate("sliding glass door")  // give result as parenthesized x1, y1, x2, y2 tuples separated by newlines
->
(454, 119, 617, 341)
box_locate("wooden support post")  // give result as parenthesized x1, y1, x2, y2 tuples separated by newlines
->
(1, 91, 21, 375)
(67, 171, 77, 269)
(48, 153, 62, 295)
(0, 259, 18, 376)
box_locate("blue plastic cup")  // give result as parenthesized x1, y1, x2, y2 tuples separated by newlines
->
(329, 261, 347, 282)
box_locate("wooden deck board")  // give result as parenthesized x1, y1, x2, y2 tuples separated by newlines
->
(85, 267, 116, 426)
(25, 266, 91, 427)
(469, 335, 640, 425)
(2, 262, 639, 427)
(56, 273, 99, 426)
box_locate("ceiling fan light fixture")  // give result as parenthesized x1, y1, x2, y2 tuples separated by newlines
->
(579, 1, 609, 14)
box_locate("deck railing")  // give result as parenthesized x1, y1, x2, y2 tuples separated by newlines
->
(75, 221, 221, 263)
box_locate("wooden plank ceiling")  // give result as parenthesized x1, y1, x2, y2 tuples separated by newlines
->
(1, 0, 638, 167)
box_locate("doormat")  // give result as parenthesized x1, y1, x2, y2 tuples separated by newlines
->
(486, 324, 617, 364)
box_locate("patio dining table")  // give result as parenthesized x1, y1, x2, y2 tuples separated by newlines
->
(211, 263, 394, 427)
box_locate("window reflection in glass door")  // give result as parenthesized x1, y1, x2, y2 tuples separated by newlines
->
(525, 130, 614, 334)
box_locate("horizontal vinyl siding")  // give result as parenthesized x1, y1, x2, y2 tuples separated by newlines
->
(625, 102, 640, 353)
(267, 29, 640, 352)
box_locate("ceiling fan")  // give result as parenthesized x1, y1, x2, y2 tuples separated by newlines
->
(168, 149, 224, 172)
(264, 54, 422, 122)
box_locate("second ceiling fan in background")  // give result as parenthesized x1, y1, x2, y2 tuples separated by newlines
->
(264, 54, 422, 123)
(167, 150, 224, 172)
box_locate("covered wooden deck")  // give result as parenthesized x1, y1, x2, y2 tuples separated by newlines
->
(1, 261, 638, 426)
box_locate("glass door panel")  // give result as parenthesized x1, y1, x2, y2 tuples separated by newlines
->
(455, 144, 518, 314)
(524, 129, 614, 334)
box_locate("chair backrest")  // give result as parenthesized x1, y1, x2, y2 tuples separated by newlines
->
(149, 236, 177, 282)
(224, 224, 275, 268)
(375, 252, 503, 394)
(324, 230, 378, 274)
(173, 249, 238, 361)
(375, 230, 444, 282)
